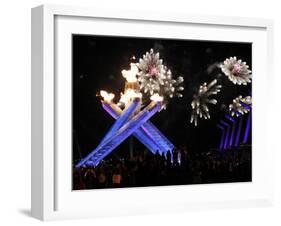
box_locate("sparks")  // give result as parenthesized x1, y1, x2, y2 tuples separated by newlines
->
(150, 93, 164, 102)
(229, 95, 252, 117)
(190, 79, 221, 126)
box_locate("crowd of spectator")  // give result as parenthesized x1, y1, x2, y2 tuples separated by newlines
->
(73, 145, 252, 190)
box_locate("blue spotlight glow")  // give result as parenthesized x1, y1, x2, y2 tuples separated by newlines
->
(76, 102, 161, 167)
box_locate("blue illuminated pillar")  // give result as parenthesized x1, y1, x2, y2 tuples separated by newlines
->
(102, 102, 174, 155)
(143, 121, 174, 153)
(220, 120, 230, 150)
(93, 103, 161, 166)
(102, 102, 159, 153)
(243, 113, 251, 143)
(99, 99, 140, 147)
(75, 99, 140, 168)
(225, 115, 236, 147)
(235, 116, 243, 146)
(217, 124, 225, 150)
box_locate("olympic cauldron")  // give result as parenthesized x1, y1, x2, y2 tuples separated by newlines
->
(76, 63, 174, 168)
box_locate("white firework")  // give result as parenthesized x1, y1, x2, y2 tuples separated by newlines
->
(190, 79, 221, 126)
(137, 49, 166, 95)
(161, 68, 184, 106)
(229, 95, 252, 117)
(220, 57, 252, 85)
(137, 49, 184, 109)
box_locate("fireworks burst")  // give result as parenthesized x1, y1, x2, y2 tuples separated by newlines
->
(229, 95, 252, 117)
(220, 57, 251, 85)
(137, 49, 184, 109)
(190, 79, 222, 126)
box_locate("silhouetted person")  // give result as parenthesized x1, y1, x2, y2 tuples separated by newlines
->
(112, 166, 122, 188)
(166, 150, 171, 168)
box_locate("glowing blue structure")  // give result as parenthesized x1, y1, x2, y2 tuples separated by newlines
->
(243, 113, 251, 143)
(217, 124, 225, 150)
(220, 120, 230, 150)
(217, 101, 251, 151)
(225, 115, 236, 147)
(102, 103, 174, 155)
(102, 103, 160, 153)
(235, 117, 243, 147)
(75, 100, 169, 167)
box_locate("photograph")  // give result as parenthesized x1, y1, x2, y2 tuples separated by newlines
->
(72, 35, 252, 190)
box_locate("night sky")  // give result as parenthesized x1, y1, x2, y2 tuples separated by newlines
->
(72, 35, 252, 164)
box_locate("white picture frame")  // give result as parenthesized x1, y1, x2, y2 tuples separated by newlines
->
(31, 4, 274, 221)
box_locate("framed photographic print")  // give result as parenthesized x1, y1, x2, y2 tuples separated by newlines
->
(31, 4, 274, 221)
